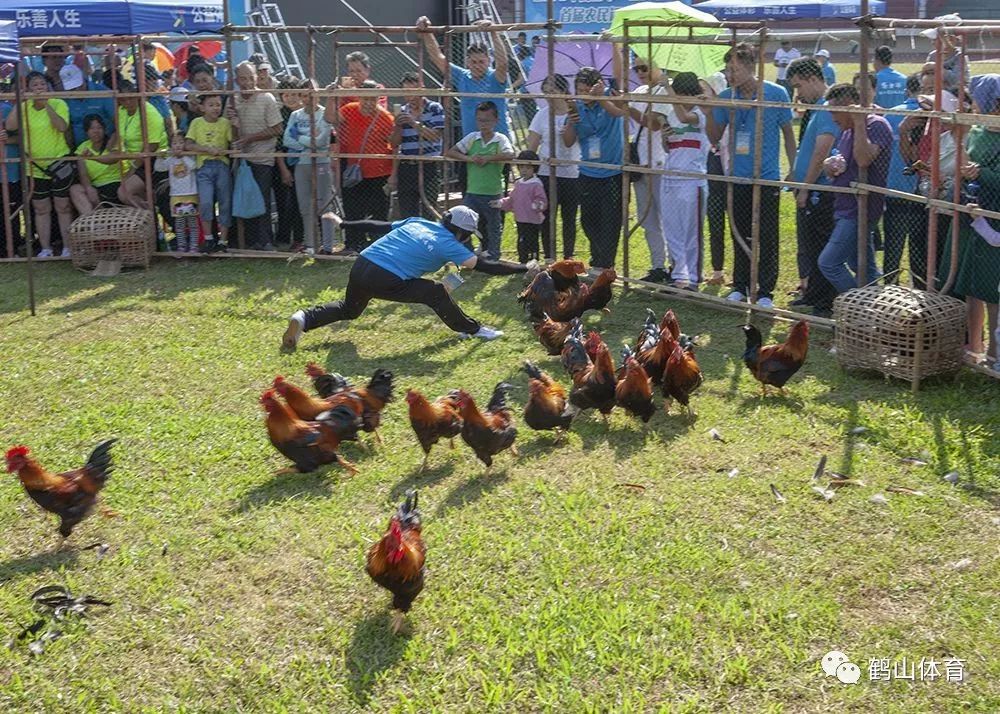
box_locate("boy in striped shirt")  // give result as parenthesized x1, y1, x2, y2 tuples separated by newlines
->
(389, 72, 445, 218)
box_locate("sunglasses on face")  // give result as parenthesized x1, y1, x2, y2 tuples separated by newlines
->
(633, 65, 649, 73)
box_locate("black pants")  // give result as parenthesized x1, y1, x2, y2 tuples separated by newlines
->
(516, 222, 542, 262)
(300, 256, 480, 334)
(706, 153, 726, 273)
(242, 163, 275, 248)
(578, 174, 623, 268)
(2, 182, 22, 257)
(882, 196, 929, 289)
(798, 192, 838, 310)
(343, 176, 389, 252)
(540, 175, 579, 260)
(397, 161, 441, 219)
(273, 164, 303, 246)
(731, 184, 780, 299)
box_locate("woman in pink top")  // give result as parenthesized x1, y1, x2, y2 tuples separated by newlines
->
(492, 150, 547, 262)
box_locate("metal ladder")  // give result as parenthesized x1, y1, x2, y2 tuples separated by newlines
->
(460, 0, 528, 148)
(247, 2, 305, 79)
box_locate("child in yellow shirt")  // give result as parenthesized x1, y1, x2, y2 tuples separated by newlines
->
(185, 94, 233, 250)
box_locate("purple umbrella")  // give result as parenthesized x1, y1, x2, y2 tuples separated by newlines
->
(526, 36, 640, 94)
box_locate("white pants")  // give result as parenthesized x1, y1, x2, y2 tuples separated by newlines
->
(634, 174, 666, 270)
(659, 179, 706, 285)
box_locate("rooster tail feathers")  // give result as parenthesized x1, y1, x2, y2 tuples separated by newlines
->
(621, 343, 634, 363)
(367, 368, 395, 403)
(523, 361, 543, 381)
(486, 382, 514, 413)
(85, 439, 117, 484)
(398, 489, 422, 528)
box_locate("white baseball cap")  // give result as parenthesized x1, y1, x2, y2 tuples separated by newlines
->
(447, 205, 482, 238)
(59, 64, 84, 91)
(169, 86, 190, 104)
(815, 49, 830, 59)
(918, 89, 958, 112)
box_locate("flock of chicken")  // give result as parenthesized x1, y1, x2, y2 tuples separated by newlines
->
(4, 260, 814, 634)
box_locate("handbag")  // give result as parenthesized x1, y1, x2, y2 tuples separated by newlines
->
(232, 160, 267, 219)
(33, 157, 76, 183)
(341, 115, 380, 190)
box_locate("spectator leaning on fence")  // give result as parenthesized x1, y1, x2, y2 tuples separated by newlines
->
(282, 80, 335, 255)
(706, 42, 796, 308)
(388, 71, 445, 220)
(526, 73, 581, 261)
(882, 73, 926, 289)
(274, 78, 305, 250)
(417, 15, 510, 138)
(818, 83, 893, 298)
(445, 101, 515, 260)
(786, 57, 841, 317)
(566, 67, 626, 272)
(703, 71, 729, 288)
(332, 51, 388, 110)
(493, 149, 547, 263)
(873, 46, 907, 111)
(229, 61, 283, 251)
(70, 114, 123, 219)
(328, 80, 396, 255)
(0, 80, 24, 258)
(620, 52, 670, 284)
(164, 132, 199, 254)
(186, 94, 234, 252)
(115, 80, 169, 220)
(5, 71, 73, 258)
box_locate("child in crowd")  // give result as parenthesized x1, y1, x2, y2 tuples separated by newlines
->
(445, 101, 515, 259)
(492, 149, 546, 262)
(164, 133, 199, 253)
(656, 72, 710, 290)
(185, 94, 233, 252)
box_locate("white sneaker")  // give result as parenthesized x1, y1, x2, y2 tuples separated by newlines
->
(60, 247, 70, 257)
(726, 291, 746, 302)
(756, 297, 774, 309)
(459, 326, 504, 340)
(37, 249, 53, 258)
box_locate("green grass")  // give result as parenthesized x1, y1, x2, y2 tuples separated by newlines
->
(0, 256, 998, 712)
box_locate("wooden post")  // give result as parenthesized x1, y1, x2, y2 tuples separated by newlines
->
(546, 0, 557, 260)
(856, 0, 871, 287)
(748, 29, 767, 305)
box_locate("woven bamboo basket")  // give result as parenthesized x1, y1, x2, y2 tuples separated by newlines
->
(833, 285, 966, 391)
(68, 206, 156, 270)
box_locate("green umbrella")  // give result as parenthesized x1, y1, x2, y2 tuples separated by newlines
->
(610, 1, 727, 77)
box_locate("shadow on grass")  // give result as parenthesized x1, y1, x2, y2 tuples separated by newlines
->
(389, 461, 456, 502)
(233, 469, 337, 513)
(345, 610, 413, 707)
(0, 548, 79, 583)
(436, 467, 511, 516)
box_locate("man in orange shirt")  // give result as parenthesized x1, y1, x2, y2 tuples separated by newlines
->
(327, 80, 396, 254)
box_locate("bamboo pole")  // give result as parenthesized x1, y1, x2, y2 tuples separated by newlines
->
(939, 33, 968, 297)
(132, 36, 157, 250)
(620, 25, 632, 280)
(748, 29, 767, 305)
(856, 0, 870, 287)
(926, 33, 944, 291)
(13, 66, 35, 315)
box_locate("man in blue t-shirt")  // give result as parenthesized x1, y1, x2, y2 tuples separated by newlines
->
(819, 84, 893, 298)
(282, 206, 532, 350)
(706, 42, 796, 307)
(874, 46, 907, 109)
(882, 73, 926, 288)
(417, 15, 509, 137)
(787, 58, 842, 316)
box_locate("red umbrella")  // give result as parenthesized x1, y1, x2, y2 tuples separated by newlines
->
(174, 40, 224, 80)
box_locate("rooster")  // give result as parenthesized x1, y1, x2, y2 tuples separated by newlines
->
(455, 383, 518, 469)
(272, 375, 335, 421)
(260, 389, 358, 475)
(581, 268, 616, 314)
(532, 313, 573, 356)
(323, 368, 395, 445)
(522, 361, 575, 438)
(616, 346, 656, 423)
(636, 323, 674, 387)
(304, 362, 353, 398)
(742, 321, 810, 396)
(548, 259, 587, 292)
(661, 335, 703, 416)
(6, 440, 117, 545)
(406, 389, 463, 469)
(366, 490, 426, 634)
(659, 308, 697, 352)
(566, 330, 617, 421)
(518, 264, 616, 322)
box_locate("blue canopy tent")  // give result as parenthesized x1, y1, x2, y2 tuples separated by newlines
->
(128, 0, 224, 35)
(0, 19, 17, 62)
(694, 0, 885, 20)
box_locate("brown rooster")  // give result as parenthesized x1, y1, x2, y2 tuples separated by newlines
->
(548, 259, 587, 292)
(661, 335, 703, 416)
(564, 328, 617, 422)
(272, 375, 334, 421)
(581, 268, 616, 314)
(518, 265, 615, 322)
(616, 346, 656, 423)
(406, 389, 463, 469)
(455, 383, 518, 470)
(522, 361, 575, 439)
(742, 321, 809, 396)
(636, 323, 674, 387)
(6, 440, 117, 546)
(366, 490, 426, 634)
(532, 313, 573, 356)
(260, 389, 358, 476)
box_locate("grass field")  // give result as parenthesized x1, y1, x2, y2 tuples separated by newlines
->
(1, 254, 998, 712)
